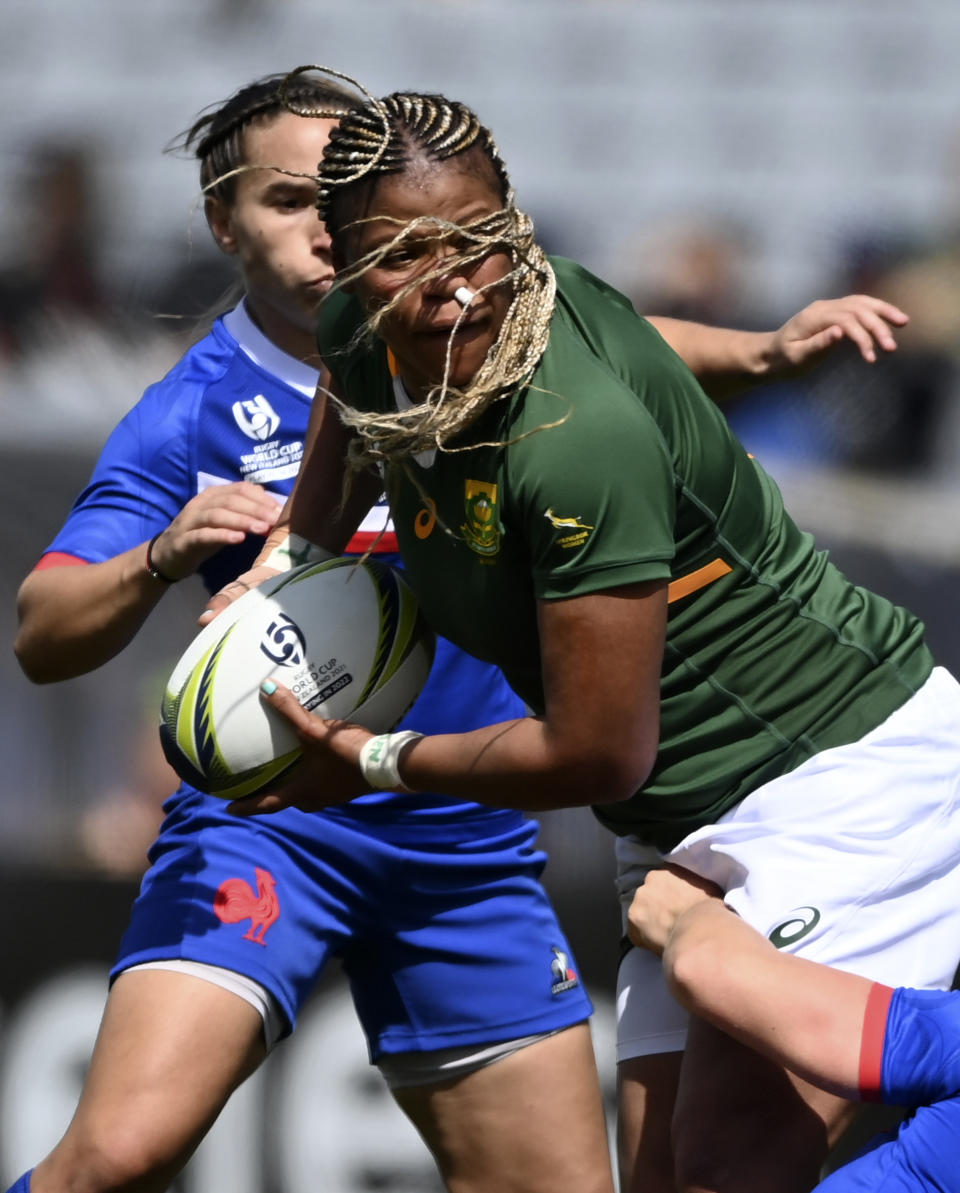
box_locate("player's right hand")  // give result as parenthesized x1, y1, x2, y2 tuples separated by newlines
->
(151, 482, 281, 582)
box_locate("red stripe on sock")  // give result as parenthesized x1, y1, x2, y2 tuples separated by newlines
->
(859, 983, 894, 1103)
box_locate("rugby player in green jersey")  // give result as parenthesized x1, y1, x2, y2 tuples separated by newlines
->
(209, 73, 959, 1193)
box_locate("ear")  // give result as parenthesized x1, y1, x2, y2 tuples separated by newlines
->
(205, 196, 238, 256)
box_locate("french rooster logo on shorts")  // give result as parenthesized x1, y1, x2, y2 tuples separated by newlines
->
(550, 946, 580, 995)
(214, 866, 281, 945)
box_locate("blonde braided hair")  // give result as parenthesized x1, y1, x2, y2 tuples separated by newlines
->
(280, 67, 559, 474)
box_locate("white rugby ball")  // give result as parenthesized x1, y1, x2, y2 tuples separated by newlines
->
(160, 557, 435, 800)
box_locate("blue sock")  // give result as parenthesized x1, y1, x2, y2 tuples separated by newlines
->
(4, 1172, 32, 1193)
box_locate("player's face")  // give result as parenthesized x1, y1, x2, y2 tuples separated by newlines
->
(342, 165, 513, 399)
(207, 110, 337, 359)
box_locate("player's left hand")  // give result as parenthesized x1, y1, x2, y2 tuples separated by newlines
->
(768, 294, 908, 372)
(627, 864, 723, 956)
(226, 680, 376, 815)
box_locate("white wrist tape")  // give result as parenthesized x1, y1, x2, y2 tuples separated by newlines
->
(263, 533, 334, 572)
(359, 730, 424, 791)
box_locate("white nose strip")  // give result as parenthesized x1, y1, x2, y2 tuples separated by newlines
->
(454, 286, 477, 307)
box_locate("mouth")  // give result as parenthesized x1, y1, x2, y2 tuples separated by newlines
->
(418, 313, 489, 339)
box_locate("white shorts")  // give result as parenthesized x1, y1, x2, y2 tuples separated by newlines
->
(616, 665, 960, 1061)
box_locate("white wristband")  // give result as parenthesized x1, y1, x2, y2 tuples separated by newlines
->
(263, 533, 334, 572)
(359, 730, 424, 791)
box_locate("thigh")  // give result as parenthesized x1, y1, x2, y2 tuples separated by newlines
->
(35, 968, 266, 1193)
(672, 1016, 859, 1193)
(393, 1023, 614, 1193)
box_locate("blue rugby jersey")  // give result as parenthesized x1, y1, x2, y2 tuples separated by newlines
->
(43, 302, 527, 819)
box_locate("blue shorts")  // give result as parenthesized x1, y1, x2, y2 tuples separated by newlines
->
(112, 792, 592, 1061)
(815, 987, 960, 1191)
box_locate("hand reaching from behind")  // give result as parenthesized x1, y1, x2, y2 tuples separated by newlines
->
(767, 294, 908, 373)
(148, 482, 281, 582)
(627, 864, 724, 956)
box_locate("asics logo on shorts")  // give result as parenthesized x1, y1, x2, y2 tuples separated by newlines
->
(768, 906, 822, 949)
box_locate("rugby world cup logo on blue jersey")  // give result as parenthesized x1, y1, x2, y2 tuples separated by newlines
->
(233, 395, 280, 441)
(260, 615, 307, 667)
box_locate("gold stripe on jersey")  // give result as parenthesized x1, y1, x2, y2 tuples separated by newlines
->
(667, 558, 732, 604)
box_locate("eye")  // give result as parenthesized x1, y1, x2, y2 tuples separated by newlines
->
(379, 247, 419, 270)
(270, 189, 315, 212)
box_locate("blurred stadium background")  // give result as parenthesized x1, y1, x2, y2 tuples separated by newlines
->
(3, 1, 960, 1189)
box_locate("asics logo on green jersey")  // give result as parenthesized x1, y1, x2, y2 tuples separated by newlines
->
(768, 906, 822, 949)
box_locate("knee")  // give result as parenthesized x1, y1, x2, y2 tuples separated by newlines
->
(38, 1125, 177, 1193)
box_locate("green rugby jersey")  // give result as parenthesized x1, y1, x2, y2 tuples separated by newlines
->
(318, 256, 933, 850)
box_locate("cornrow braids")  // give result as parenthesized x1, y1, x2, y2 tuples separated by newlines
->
(285, 68, 557, 475)
(175, 70, 357, 204)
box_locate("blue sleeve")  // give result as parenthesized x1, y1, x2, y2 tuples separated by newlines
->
(815, 1098, 960, 1192)
(881, 987, 960, 1106)
(815, 989, 960, 1193)
(46, 383, 196, 563)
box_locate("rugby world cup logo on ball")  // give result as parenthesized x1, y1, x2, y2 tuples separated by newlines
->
(260, 615, 307, 667)
(160, 558, 435, 802)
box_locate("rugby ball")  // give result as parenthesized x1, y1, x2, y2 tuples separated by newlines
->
(160, 557, 434, 800)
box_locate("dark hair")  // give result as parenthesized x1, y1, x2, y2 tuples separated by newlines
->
(318, 92, 511, 243)
(177, 72, 358, 205)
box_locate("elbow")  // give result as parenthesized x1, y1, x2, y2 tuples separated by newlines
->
(555, 744, 655, 807)
(592, 741, 656, 805)
(14, 619, 68, 684)
(14, 633, 54, 684)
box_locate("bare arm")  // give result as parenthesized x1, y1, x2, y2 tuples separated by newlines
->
(230, 579, 668, 815)
(648, 294, 909, 399)
(628, 867, 876, 1100)
(15, 481, 280, 683)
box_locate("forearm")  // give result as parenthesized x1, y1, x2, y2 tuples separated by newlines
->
(646, 317, 773, 398)
(663, 902, 873, 1100)
(337, 715, 646, 813)
(15, 544, 169, 682)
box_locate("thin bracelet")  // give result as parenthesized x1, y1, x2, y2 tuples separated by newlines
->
(359, 731, 424, 791)
(145, 533, 178, 584)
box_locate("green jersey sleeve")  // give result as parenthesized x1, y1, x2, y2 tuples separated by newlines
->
(502, 329, 679, 600)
